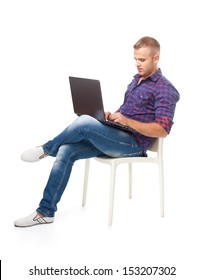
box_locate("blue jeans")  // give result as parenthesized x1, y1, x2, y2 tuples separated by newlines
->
(37, 115, 143, 217)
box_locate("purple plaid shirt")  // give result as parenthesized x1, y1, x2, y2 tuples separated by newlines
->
(118, 69, 180, 151)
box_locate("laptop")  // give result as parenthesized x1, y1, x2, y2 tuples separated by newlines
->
(69, 76, 137, 133)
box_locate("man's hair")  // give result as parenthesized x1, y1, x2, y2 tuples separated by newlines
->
(133, 36, 160, 54)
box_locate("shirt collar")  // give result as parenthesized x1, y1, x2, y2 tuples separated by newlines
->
(150, 68, 162, 82)
(134, 68, 162, 83)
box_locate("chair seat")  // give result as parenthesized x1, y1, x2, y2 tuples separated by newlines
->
(95, 155, 158, 164)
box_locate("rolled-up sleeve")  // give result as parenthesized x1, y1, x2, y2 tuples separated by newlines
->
(154, 83, 180, 133)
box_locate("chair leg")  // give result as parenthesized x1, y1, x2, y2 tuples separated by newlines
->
(129, 163, 133, 199)
(108, 162, 117, 225)
(159, 162, 164, 217)
(82, 159, 90, 207)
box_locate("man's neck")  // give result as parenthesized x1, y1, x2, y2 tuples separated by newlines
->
(138, 68, 158, 85)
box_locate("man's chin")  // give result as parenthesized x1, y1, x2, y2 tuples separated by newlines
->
(138, 70, 144, 76)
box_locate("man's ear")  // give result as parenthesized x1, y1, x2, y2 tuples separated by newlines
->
(154, 54, 160, 64)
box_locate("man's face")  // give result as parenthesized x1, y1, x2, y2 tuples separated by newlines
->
(134, 47, 159, 79)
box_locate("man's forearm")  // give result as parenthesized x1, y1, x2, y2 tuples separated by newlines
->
(127, 118, 168, 138)
(107, 112, 168, 138)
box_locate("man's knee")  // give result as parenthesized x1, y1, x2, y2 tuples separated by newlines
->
(76, 115, 99, 127)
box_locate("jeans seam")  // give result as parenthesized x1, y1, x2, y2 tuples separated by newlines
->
(79, 128, 137, 147)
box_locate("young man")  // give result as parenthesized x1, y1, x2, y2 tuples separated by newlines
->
(14, 36, 180, 227)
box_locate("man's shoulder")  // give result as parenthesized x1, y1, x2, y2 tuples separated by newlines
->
(157, 74, 172, 85)
(155, 73, 180, 100)
(155, 72, 177, 92)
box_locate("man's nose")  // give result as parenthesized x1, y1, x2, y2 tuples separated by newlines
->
(136, 60, 141, 66)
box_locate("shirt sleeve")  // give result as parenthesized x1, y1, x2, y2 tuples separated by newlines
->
(154, 83, 180, 134)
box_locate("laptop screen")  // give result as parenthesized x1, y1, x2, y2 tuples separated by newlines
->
(69, 76, 105, 121)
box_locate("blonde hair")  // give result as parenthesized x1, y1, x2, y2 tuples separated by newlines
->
(133, 36, 160, 55)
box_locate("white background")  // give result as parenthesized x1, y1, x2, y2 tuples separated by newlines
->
(0, 0, 202, 279)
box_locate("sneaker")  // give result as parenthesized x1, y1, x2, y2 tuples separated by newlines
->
(21, 146, 48, 162)
(14, 211, 54, 227)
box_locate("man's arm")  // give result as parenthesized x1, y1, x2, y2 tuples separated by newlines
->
(107, 112, 168, 138)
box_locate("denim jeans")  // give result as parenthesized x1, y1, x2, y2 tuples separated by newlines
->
(37, 115, 143, 217)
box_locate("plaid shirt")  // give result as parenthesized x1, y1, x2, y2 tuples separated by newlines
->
(119, 69, 180, 151)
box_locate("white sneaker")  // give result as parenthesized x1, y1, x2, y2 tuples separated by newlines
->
(21, 146, 48, 162)
(14, 211, 54, 227)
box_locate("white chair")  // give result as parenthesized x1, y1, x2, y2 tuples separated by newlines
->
(82, 138, 164, 225)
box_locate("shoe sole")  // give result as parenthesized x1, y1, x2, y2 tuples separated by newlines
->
(14, 221, 54, 228)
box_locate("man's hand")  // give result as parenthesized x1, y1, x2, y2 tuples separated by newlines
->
(104, 111, 112, 121)
(108, 112, 128, 126)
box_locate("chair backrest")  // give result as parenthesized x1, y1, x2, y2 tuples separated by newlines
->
(147, 138, 163, 164)
(149, 138, 163, 153)
(149, 138, 159, 152)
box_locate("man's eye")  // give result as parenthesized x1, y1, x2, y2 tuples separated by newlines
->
(134, 58, 146, 63)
